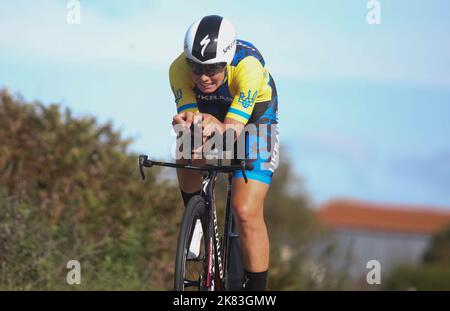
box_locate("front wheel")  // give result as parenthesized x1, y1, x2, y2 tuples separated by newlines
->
(174, 195, 211, 291)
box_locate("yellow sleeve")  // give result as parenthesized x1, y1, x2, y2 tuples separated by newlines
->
(169, 53, 199, 113)
(225, 56, 264, 124)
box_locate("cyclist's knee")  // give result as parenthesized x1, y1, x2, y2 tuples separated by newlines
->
(177, 173, 201, 193)
(232, 202, 263, 228)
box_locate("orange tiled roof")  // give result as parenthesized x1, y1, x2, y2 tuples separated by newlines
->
(317, 199, 450, 234)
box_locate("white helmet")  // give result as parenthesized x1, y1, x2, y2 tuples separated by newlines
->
(184, 15, 236, 65)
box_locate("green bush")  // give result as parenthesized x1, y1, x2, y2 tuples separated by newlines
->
(386, 265, 450, 291)
(0, 89, 183, 290)
(423, 225, 450, 265)
(385, 226, 450, 291)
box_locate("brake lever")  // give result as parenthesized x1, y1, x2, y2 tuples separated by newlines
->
(138, 155, 148, 180)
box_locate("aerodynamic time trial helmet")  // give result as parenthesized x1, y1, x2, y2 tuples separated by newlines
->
(184, 15, 236, 66)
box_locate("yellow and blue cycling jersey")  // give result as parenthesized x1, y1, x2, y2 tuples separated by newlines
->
(169, 39, 279, 184)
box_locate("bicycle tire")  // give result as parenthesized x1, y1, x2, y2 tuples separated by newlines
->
(174, 195, 210, 291)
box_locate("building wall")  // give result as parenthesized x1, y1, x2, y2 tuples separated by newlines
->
(314, 228, 431, 281)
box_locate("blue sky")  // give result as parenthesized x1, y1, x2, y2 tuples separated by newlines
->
(1, 0, 450, 209)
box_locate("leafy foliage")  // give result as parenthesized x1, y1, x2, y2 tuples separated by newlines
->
(385, 225, 450, 290)
(386, 265, 450, 291)
(0, 89, 183, 289)
(423, 225, 450, 265)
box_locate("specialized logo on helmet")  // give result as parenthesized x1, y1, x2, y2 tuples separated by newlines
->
(223, 40, 235, 54)
(200, 35, 211, 57)
(238, 90, 258, 108)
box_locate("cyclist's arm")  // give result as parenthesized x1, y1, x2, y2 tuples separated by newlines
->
(169, 53, 199, 114)
(224, 56, 265, 136)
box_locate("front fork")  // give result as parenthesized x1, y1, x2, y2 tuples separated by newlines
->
(203, 173, 236, 291)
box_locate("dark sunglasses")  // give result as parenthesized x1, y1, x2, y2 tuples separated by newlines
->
(186, 59, 226, 76)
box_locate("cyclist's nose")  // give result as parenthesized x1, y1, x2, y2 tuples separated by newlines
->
(198, 74, 211, 82)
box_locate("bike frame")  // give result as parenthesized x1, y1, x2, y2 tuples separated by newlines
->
(138, 155, 251, 291)
(200, 169, 239, 290)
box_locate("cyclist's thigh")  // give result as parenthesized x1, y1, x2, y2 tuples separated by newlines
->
(232, 123, 278, 186)
(231, 178, 269, 220)
(232, 86, 279, 185)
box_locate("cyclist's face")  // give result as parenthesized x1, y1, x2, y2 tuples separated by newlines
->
(191, 70, 225, 93)
(186, 60, 226, 93)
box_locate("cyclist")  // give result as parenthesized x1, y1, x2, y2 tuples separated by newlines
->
(170, 15, 278, 291)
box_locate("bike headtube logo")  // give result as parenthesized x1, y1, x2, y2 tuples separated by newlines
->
(238, 90, 258, 109)
(200, 35, 211, 57)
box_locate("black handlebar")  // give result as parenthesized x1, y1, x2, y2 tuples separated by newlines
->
(138, 155, 254, 183)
